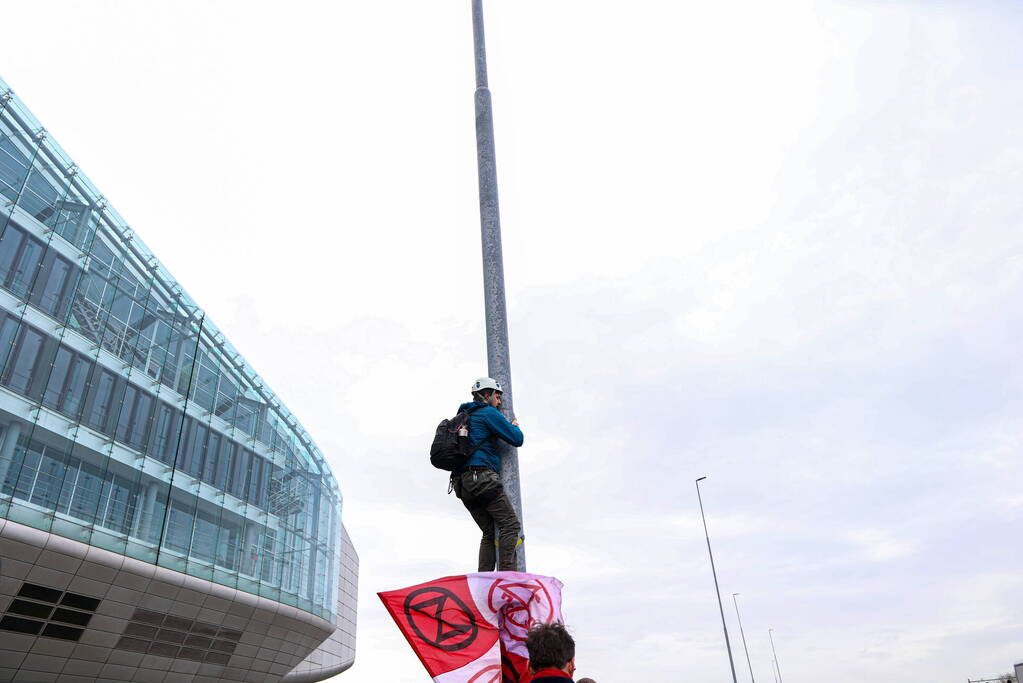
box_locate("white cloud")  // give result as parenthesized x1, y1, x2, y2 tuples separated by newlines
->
(844, 529, 921, 563)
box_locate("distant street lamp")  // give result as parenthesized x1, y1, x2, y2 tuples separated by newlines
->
(695, 476, 739, 683)
(768, 628, 784, 683)
(732, 593, 756, 683)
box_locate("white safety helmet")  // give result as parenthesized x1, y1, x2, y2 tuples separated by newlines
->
(471, 377, 503, 394)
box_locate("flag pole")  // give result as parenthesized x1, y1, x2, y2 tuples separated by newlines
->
(472, 0, 525, 571)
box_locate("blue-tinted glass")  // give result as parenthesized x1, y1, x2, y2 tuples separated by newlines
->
(43, 347, 72, 409)
(11, 440, 42, 501)
(99, 475, 134, 535)
(0, 225, 25, 282)
(5, 326, 43, 392)
(0, 135, 30, 199)
(30, 449, 67, 510)
(165, 497, 195, 554)
(36, 254, 72, 315)
(20, 168, 61, 220)
(85, 370, 115, 432)
(0, 315, 18, 375)
(61, 355, 90, 417)
(131, 392, 152, 448)
(229, 448, 250, 500)
(115, 385, 138, 444)
(69, 462, 103, 524)
(150, 403, 179, 465)
(8, 236, 42, 297)
(201, 431, 220, 484)
(214, 441, 234, 490)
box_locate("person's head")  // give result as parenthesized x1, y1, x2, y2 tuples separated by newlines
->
(470, 377, 503, 408)
(525, 622, 575, 675)
(577, 678, 596, 683)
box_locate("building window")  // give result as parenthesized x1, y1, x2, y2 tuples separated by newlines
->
(0, 226, 26, 282)
(4, 325, 44, 393)
(7, 235, 43, 299)
(84, 370, 116, 433)
(0, 314, 19, 374)
(149, 403, 181, 465)
(35, 253, 73, 317)
(201, 431, 221, 485)
(165, 499, 195, 554)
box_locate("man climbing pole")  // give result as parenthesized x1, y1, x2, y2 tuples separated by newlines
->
(451, 377, 524, 571)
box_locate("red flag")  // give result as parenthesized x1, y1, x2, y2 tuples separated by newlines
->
(379, 572, 564, 683)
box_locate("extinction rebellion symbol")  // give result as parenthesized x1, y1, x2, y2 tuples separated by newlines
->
(403, 586, 479, 652)
(487, 578, 555, 643)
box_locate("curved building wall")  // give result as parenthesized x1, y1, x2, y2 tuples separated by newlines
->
(0, 517, 339, 682)
(0, 74, 355, 679)
(282, 525, 358, 681)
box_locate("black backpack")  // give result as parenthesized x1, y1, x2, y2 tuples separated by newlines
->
(430, 406, 484, 471)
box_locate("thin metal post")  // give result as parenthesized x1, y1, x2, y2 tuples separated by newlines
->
(732, 593, 756, 683)
(471, 0, 525, 571)
(768, 628, 784, 683)
(696, 477, 738, 683)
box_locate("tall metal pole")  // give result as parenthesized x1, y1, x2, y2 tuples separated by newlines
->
(696, 477, 739, 683)
(768, 629, 784, 683)
(472, 0, 525, 571)
(732, 593, 756, 683)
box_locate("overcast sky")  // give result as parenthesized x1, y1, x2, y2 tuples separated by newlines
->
(4, 1, 1022, 681)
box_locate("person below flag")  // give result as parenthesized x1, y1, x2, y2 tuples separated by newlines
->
(525, 622, 577, 682)
(378, 571, 564, 683)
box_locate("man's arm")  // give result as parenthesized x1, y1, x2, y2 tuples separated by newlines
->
(482, 408, 524, 447)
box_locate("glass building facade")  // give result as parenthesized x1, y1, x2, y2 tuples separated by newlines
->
(0, 77, 344, 624)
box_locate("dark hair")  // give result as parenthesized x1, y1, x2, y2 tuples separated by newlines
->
(525, 622, 575, 671)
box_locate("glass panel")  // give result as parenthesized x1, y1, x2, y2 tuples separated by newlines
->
(84, 370, 115, 433)
(36, 254, 72, 316)
(42, 346, 72, 408)
(165, 496, 195, 555)
(61, 354, 91, 418)
(4, 325, 43, 393)
(8, 236, 42, 298)
(0, 225, 26, 282)
(0, 314, 19, 376)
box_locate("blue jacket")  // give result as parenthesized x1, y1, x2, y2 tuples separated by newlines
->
(457, 401, 524, 473)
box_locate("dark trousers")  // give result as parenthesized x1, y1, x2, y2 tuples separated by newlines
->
(453, 468, 521, 571)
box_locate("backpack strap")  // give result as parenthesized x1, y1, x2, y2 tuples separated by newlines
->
(460, 404, 486, 419)
(463, 404, 486, 451)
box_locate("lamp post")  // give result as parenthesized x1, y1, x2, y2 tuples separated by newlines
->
(695, 476, 738, 683)
(471, 0, 525, 571)
(768, 628, 784, 683)
(732, 593, 756, 683)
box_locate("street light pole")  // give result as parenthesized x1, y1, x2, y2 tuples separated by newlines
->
(768, 629, 784, 683)
(732, 593, 756, 683)
(696, 476, 739, 683)
(471, 0, 525, 571)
